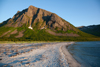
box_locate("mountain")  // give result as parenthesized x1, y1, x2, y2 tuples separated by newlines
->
(78, 24, 100, 37)
(0, 5, 99, 41)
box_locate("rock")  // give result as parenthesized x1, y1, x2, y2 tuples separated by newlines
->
(0, 58, 2, 60)
(25, 62, 30, 66)
(4, 5, 69, 31)
(1, 5, 81, 37)
(17, 11, 20, 13)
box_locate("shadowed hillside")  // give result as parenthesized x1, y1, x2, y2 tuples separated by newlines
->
(78, 25, 100, 37)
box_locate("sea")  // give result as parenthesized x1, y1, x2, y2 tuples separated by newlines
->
(67, 41, 100, 67)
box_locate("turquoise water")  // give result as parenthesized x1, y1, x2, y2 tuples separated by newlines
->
(68, 41, 100, 67)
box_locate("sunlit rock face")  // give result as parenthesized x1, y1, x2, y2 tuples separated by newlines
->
(3, 5, 76, 32)
(0, 5, 81, 37)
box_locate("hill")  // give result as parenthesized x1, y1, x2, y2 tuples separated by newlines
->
(78, 24, 100, 37)
(0, 5, 100, 41)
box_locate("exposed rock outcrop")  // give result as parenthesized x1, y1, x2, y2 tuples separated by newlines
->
(0, 5, 81, 37)
(3, 5, 77, 31)
(15, 30, 24, 38)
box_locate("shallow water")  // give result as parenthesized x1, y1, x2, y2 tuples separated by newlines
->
(68, 41, 100, 67)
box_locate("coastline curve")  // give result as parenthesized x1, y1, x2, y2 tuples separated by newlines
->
(61, 43, 81, 67)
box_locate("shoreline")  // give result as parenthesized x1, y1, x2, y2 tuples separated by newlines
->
(61, 43, 81, 67)
(0, 42, 81, 67)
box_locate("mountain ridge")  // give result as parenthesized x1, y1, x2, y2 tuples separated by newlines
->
(77, 24, 100, 37)
(0, 5, 99, 41)
(1, 6, 77, 31)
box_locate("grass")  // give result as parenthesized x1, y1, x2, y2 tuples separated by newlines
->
(55, 30, 76, 34)
(0, 41, 63, 44)
(0, 25, 100, 41)
(0, 27, 13, 36)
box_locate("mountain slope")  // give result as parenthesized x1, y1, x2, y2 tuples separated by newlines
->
(78, 24, 100, 37)
(2, 5, 79, 32)
(0, 5, 99, 41)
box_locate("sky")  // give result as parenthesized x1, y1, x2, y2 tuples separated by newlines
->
(0, 0, 100, 27)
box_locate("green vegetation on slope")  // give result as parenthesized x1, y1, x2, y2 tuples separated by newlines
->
(0, 27, 13, 36)
(0, 26, 100, 41)
(80, 28, 100, 37)
(78, 25, 100, 37)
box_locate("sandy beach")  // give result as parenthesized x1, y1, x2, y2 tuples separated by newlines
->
(0, 42, 81, 67)
(61, 44, 81, 67)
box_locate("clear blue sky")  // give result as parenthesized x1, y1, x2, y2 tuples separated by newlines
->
(0, 0, 100, 27)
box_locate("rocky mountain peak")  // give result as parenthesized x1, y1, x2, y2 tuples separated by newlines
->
(1, 5, 79, 33)
(27, 5, 38, 17)
(17, 11, 20, 13)
(28, 5, 36, 9)
(2, 5, 97, 39)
